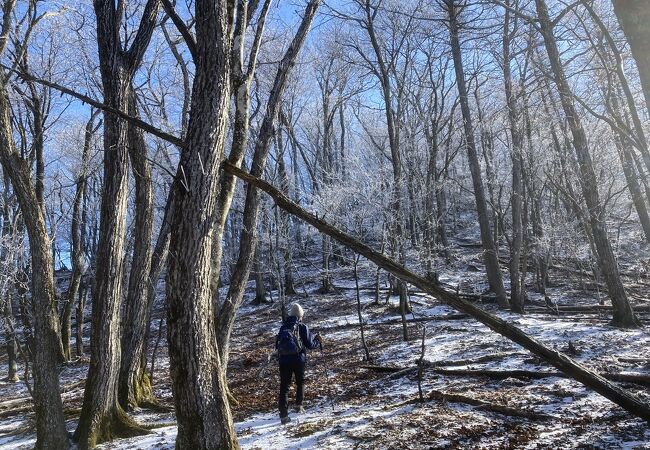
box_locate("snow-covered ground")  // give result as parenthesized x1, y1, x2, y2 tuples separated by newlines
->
(2, 256, 650, 449)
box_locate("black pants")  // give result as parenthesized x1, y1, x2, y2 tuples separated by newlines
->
(278, 361, 305, 418)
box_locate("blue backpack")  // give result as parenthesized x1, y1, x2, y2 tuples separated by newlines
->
(276, 322, 303, 356)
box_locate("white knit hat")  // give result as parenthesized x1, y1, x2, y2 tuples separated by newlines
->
(290, 303, 304, 319)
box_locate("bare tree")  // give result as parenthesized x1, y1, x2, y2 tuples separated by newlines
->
(445, 0, 508, 308)
(74, 0, 161, 446)
(534, 0, 638, 328)
(216, 0, 322, 378)
(0, 1, 68, 446)
(60, 110, 98, 361)
(502, 1, 525, 312)
(118, 90, 155, 410)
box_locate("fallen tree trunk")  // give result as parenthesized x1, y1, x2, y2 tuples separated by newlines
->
(425, 389, 552, 420)
(393, 389, 552, 420)
(223, 161, 650, 423)
(428, 352, 526, 367)
(526, 303, 650, 314)
(363, 364, 650, 388)
(430, 368, 650, 388)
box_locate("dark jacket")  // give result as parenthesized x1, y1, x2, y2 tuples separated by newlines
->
(276, 315, 320, 365)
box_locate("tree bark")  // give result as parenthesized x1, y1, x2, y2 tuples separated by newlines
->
(76, 281, 88, 357)
(276, 134, 296, 295)
(613, 0, 650, 113)
(165, 0, 239, 447)
(215, 0, 322, 371)
(0, 83, 69, 449)
(535, 0, 638, 328)
(118, 91, 155, 410)
(446, 0, 508, 308)
(223, 161, 650, 424)
(75, 0, 160, 446)
(208, 0, 272, 306)
(3, 293, 19, 381)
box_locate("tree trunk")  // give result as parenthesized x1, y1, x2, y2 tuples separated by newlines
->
(165, 0, 239, 447)
(253, 248, 268, 304)
(61, 112, 95, 361)
(353, 255, 371, 361)
(363, 0, 410, 325)
(224, 161, 650, 424)
(118, 91, 155, 410)
(74, 80, 148, 446)
(446, 0, 508, 307)
(76, 281, 88, 358)
(613, 0, 650, 113)
(214, 0, 322, 373)
(276, 136, 296, 295)
(475, 87, 500, 244)
(0, 86, 69, 448)
(140, 190, 175, 372)
(607, 93, 650, 243)
(503, 4, 524, 313)
(4, 293, 19, 382)
(535, 0, 638, 328)
(208, 0, 272, 308)
(75, 0, 160, 445)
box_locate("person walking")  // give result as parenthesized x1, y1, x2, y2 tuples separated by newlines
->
(275, 302, 321, 424)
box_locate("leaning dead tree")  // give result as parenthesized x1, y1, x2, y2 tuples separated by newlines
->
(223, 161, 650, 423)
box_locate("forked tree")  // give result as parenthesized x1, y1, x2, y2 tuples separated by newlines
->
(74, 0, 161, 446)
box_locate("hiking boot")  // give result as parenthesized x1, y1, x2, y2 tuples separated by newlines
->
(280, 416, 291, 425)
(294, 405, 305, 414)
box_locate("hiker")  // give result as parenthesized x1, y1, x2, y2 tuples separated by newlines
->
(275, 302, 322, 424)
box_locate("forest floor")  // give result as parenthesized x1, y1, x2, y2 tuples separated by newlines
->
(2, 238, 650, 448)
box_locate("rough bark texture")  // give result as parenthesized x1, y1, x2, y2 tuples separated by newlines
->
(613, 0, 650, 113)
(118, 91, 155, 410)
(75, 0, 160, 446)
(446, 0, 508, 307)
(224, 161, 650, 424)
(535, 0, 638, 328)
(165, 0, 238, 447)
(0, 81, 69, 449)
(140, 190, 174, 371)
